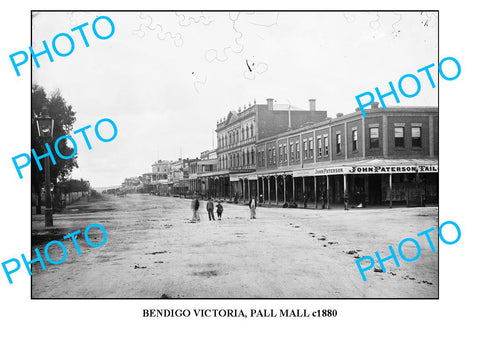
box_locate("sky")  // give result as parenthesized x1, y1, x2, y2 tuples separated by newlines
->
(32, 11, 438, 188)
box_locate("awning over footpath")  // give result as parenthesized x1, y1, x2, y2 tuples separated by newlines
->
(230, 173, 258, 182)
(196, 170, 231, 178)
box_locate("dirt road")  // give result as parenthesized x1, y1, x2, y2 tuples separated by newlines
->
(32, 194, 438, 298)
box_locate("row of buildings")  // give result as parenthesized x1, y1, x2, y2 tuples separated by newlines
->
(124, 98, 438, 208)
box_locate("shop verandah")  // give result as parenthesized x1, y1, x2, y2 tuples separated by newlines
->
(256, 172, 438, 209)
(256, 159, 438, 208)
(188, 172, 259, 203)
(189, 171, 232, 200)
(188, 159, 438, 208)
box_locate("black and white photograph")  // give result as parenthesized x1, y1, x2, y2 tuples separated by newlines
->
(29, 10, 439, 298)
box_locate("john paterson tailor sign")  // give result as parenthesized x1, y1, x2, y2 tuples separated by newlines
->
(293, 164, 438, 177)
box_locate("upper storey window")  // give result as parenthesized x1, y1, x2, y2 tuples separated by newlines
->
(369, 127, 379, 149)
(412, 127, 422, 148)
(395, 127, 405, 148)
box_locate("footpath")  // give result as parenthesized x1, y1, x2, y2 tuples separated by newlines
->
(31, 195, 110, 246)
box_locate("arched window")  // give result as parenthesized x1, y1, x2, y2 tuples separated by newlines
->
(250, 124, 254, 138)
(242, 127, 245, 140)
(251, 147, 255, 164)
(246, 149, 250, 165)
(246, 125, 249, 139)
(236, 130, 239, 143)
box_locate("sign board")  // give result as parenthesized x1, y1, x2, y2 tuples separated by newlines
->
(293, 164, 438, 177)
(313, 167, 348, 176)
(347, 165, 438, 174)
(293, 169, 316, 177)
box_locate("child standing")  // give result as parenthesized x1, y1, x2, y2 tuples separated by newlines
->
(216, 201, 224, 220)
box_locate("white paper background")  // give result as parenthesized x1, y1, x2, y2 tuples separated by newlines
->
(0, 0, 477, 339)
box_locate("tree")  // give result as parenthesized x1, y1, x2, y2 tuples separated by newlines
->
(31, 84, 78, 213)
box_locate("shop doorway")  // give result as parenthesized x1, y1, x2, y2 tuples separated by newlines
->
(368, 174, 382, 205)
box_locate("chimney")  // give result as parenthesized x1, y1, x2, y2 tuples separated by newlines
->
(309, 99, 316, 112)
(336, 113, 344, 118)
(371, 102, 379, 109)
(355, 107, 360, 112)
(266, 98, 274, 111)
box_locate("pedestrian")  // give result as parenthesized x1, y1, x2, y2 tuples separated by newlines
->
(248, 196, 257, 219)
(344, 191, 350, 210)
(303, 193, 308, 208)
(191, 195, 200, 221)
(206, 197, 215, 221)
(216, 201, 224, 220)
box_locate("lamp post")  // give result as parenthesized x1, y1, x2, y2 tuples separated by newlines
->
(35, 105, 54, 227)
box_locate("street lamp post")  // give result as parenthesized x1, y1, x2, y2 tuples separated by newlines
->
(35, 105, 54, 227)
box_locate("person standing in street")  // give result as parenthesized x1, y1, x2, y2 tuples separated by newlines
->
(248, 196, 257, 219)
(344, 191, 350, 210)
(206, 198, 215, 221)
(216, 201, 224, 220)
(192, 195, 200, 222)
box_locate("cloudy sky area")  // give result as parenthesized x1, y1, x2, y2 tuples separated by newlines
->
(32, 11, 438, 188)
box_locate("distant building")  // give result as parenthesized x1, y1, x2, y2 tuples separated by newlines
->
(187, 150, 217, 198)
(152, 160, 171, 182)
(169, 158, 191, 196)
(122, 177, 141, 187)
(141, 160, 171, 194)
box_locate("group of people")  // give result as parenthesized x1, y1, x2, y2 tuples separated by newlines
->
(190, 196, 258, 222)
